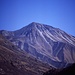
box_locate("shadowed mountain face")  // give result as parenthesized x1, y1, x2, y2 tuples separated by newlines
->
(0, 34, 51, 75)
(43, 63, 75, 75)
(0, 22, 75, 68)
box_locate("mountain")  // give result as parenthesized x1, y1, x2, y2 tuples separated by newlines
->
(0, 34, 51, 75)
(0, 22, 75, 68)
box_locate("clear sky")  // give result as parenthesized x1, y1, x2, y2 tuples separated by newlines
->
(0, 0, 75, 36)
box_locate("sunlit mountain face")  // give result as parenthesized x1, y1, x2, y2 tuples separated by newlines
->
(0, 22, 75, 69)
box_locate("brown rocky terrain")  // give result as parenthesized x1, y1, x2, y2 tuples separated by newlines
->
(0, 34, 51, 75)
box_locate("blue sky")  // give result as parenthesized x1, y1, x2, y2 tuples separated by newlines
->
(0, 0, 75, 36)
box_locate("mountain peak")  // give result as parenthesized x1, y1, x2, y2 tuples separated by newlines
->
(31, 22, 40, 24)
(31, 22, 37, 24)
(29, 22, 43, 27)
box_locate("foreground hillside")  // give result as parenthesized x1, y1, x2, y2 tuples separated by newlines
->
(43, 63, 75, 75)
(0, 34, 51, 75)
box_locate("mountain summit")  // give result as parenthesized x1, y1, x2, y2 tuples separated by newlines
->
(0, 22, 75, 68)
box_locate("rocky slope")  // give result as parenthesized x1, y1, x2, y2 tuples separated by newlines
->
(0, 22, 75, 68)
(0, 34, 51, 75)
